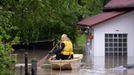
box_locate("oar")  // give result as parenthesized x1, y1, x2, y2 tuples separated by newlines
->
(37, 43, 58, 67)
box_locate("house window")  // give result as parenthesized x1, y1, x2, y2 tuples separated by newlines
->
(105, 34, 127, 55)
(105, 34, 127, 68)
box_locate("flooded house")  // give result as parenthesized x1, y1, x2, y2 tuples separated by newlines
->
(78, 0, 134, 68)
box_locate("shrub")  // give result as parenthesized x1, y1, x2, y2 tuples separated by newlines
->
(0, 27, 19, 75)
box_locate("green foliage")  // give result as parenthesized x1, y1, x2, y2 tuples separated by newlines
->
(0, 0, 105, 43)
(77, 0, 104, 19)
(0, 4, 19, 74)
(0, 27, 19, 75)
(76, 34, 86, 47)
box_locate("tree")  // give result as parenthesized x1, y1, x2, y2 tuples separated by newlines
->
(0, 27, 17, 75)
(0, 1, 19, 74)
(0, 10, 19, 75)
(1, 0, 104, 44)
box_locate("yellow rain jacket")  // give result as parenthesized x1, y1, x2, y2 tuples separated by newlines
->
(61, 40, 74, 55)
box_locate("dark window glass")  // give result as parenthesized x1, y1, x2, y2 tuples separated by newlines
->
(109, 39, 113, 42)
(105, 48, 108, 51)
(109, 48, 113, 51)
(105, 39, 108, 42)
(114, 39, 117, 42)
(123, 43, 127, 47)
(105, 34, 108, 37)
(114, 34, 117, 37)
(105, 43, 108, 47)
(114, 48, 118, 51)
(123, 34, 127, 37)
(123, 39, 127, 42)
(123, 48, 127, 51)
(119, 39, 122, 42)
(119, 43, 122, 47)
(109, 34, 113, 37)
(109, 43, 113, 47)
(119, 34, 122, 37)
(114, 43, 117, 47)
(119, 48, 122, 51)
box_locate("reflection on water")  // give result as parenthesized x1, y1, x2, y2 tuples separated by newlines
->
(15, 49, 134, 75)
(15, 49, 49, 63)
(105, 54, 127, 68)
(81, 54, 134, 75)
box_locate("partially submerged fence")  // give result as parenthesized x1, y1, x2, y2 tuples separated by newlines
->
(15, 52, 37, 75)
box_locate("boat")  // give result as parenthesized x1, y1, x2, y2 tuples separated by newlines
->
(48, 54, 83, 70)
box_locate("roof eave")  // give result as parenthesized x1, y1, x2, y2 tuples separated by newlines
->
(78, 11, 128, 27)
(103, 7, 134, 12)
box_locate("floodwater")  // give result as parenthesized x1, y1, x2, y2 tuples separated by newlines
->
(15, 49, 134, 75)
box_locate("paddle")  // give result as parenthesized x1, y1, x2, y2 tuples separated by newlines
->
(37, 43, 58, 67)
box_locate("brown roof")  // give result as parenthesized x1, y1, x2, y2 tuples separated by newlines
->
(104, 0, 134, 9)
(78, 0, 133, 27)
(78, 11, 127, 27)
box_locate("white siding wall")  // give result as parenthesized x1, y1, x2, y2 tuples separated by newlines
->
(93, 11, 134, 56)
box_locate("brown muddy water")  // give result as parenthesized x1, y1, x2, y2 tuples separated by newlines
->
(15, 49, 134, 75)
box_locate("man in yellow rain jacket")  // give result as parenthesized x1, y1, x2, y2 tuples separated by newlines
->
(50, 34, 74, 60)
